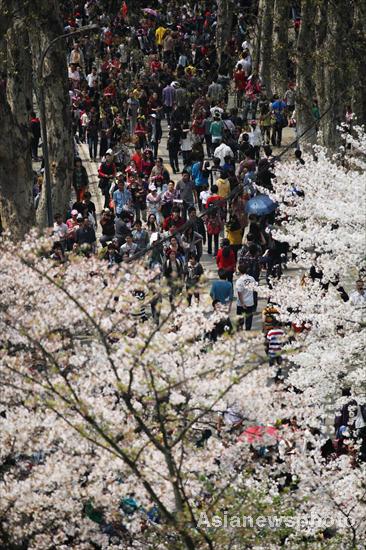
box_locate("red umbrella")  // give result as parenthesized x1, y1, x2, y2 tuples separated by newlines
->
(238, 425, 280, 445)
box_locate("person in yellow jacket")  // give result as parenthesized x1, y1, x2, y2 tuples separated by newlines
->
(216, 171, 230, 199)
(155, 26, 167, 51)
(225, 215, 243, 260)
(215, 170, 230, 220)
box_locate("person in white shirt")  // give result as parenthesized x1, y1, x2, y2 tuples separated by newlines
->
(118, 41, 129, 65)
(86, 67, 98, 91)
(199, 185, 211, 208)
(210, 105, 224, 117)
(53, 214, 68, 249)
(248, 120, 262, 162)
(80, 111, 89, 143)
(68, 64, 80, 89)
(213, 141, 234, 167)
(69, 43, 85, 69)
(349, 280, 366, 306)
(236, 264, 258, 330)
(241, 40, 253, 55)
(235, 52, 252, 75)
(181, 129, 194, 165)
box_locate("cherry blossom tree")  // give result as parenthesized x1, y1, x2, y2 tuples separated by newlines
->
(1, 128, 366, 548)
(0, 237, 280, 549)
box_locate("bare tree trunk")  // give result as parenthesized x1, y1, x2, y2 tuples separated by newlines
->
(216, 0, 234, 68)
(315, 0, 352, 150)
(0, 3, 34, 237)
(32, 0, 73, 227)
(295, 0, 316, 146)
(350, 2, 366, 123)
(252, 1, 263, 75)
(258, 0, 274, 97)
(272, 0, 290, 98)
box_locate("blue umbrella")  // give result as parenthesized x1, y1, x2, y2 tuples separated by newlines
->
(245, 194, 277, 216)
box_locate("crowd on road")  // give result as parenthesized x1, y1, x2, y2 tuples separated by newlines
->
(31, 0, 366, 490)
(45, 0, 366, 334)
(45, 0, 303, 328)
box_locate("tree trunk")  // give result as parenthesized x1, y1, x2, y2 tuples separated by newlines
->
(315, 0, 353, 150)
(32, 0, 73, 227)
(0, 3, 34, 237)
(252, 1, 263, 75)
(272, 0, 290, 98)
(295, 0, 316, 146)
(350, 2, 366, 123)
(216, 0, 234, 68)
(258, 0, 274, 97)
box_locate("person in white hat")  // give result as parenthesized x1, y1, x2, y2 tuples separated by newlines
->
(146, 184, 162, 226)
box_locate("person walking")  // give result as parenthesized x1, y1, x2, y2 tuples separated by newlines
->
(236, 264, 257, 330)
(216, 238, 236, 283)
(185, 253, 204, 306)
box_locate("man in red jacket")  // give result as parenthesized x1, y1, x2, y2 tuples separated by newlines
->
(162, 206, 185, 233)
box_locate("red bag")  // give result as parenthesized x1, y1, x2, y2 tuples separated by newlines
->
(206, 213, 222, 235)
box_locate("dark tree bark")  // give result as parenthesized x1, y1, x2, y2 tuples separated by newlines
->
(272, 0, 290, 98)
(0, 2, 34, 237)
(31, 0, 73, 227)
(216, 0, 235, 68)
(295, 0, 316, 145)
(349, 2, 366, 123)
(252, 1, 263, 75)
(315, 0, 353, 150)
(258, 0, 274, 97)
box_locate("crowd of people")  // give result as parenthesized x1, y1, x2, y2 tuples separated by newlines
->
(45, 0, 365, 333)
(18, 2, 366, 546)
(46, 0, 304, 326)
(34, 0, 365, 469)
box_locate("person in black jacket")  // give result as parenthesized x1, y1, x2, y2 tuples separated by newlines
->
(98, 152, 116, 208)
(167, 123, 182, 174)
(256, 159, 275, 191)
(73, 158, 89, 202)
(148, 114, 162, 159)
(188, 207, 206, 248)
(185, 253, 204, 305)
(114, 213, 132, 247)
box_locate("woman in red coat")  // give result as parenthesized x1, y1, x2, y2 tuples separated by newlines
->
(216, 238, 236, 283)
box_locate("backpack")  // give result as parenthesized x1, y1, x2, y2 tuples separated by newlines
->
(274, 103, 288, 128)
(239, 253, 260, 280)
(206, 203, 222, 235)
(262, 305, 278, 333)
